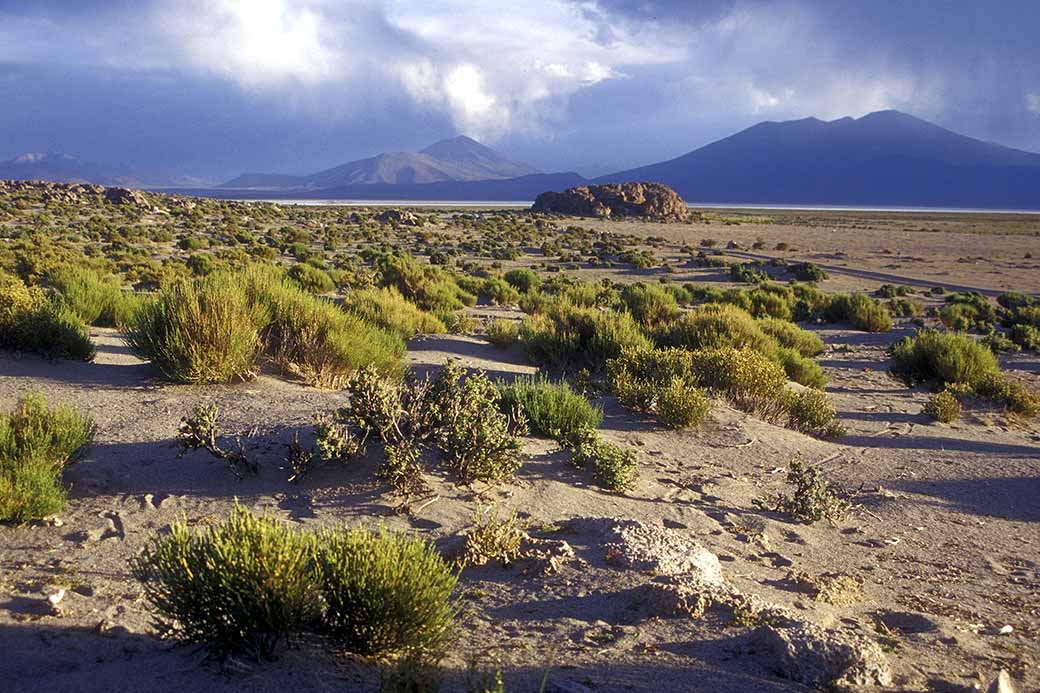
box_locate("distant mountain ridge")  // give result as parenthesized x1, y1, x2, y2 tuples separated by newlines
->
(595, 110, 1040, 208)
(0, 152, 141, 187)
(222, 135, 539, 189)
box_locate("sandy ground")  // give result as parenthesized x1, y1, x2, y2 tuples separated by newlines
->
(1, 214, 1039, 692)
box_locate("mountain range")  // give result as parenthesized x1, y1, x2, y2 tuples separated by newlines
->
(221, 136, 539, 189)
(5, 111, 1040, 208)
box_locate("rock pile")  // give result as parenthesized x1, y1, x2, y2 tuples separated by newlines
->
(531, 182, 696, 222)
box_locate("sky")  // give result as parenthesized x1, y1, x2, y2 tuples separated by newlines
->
(1, 0, 1039, 181)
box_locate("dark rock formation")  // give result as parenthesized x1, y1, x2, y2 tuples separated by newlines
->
(374, 209, 422, 226)
(531, 182, 695, 222)
(104, 187, 150, 206)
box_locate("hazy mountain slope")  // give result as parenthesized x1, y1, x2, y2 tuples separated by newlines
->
(0, 153, 140, 186)
(596, 110, 1040, 208)
(221, 135, 540, 189)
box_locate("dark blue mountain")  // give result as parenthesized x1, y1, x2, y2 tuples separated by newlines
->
(595, 110, 1040, 208)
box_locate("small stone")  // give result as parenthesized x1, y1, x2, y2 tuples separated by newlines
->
(997, 625, 1013, 635)
(988, 670, 1016, 693)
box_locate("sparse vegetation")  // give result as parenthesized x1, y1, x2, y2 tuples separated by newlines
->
(924, 390, 962, 423)
(498, 375, 602, 440)
(0, 392, 93, 522)
(565, 429, 638, 491)
(771, 458, 851, 524)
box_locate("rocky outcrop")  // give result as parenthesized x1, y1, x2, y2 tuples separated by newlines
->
(531, 182, 696, 222)
(103, 187, 150, 206)
(374, 209, 423, 226)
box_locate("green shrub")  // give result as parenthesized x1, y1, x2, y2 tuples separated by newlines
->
(433, 366, 527, 482)
(1, 272, 95, 360)
(498, 375, 603, 439)
(521, 302, 651, 370)
(565, 429, 637, 491)
(481, 277, 520, 306)
(924, 390, 961, 423)
(0, 393, 94, 522)
(377, 254, 474, 315)
(889, 329, 999, 387)
(757, 317, 824, 356)
(620, 283, 682, 327)
(688, 347, 789, 416)
(784, 389, 844, 438)
(287, 263, 335, 294)
(776, 347, 828, 389)
(245, 267, 405, 387)
(823, 294, 892, 332)
(123, 272, 264, 383)
(484, 319, 520, 348)
(343, 286, 446, 339)
(886, 298, 921, 318)
(655, 376, 711, 428)
(771, 458, 850, 524)
(130, 506, 319, 659)
(653, 303, 775, 354)
(48, 266, 140, 327)
(730, 263, 768, 284)
(790, 262, 828, 282)
(313, 526, 458, 658)
(1010, 324, 1040, 351)
(503, 268, 540, 294)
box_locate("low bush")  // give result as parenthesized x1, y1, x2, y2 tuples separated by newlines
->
(688, 347, 790, 417)
(123, 272, 264, 383)
(776, 347, 828, 390)
(313, 526, 458, 658)
(924, 390, 961, 423)
(0, 393, 94, 522)
(245, 268, 405, 387)
(503, 268, 540, 294)
(1, 272, 95, 360)
(520, 302, 651, 371)
(498, 375, 603, 439)
(287, 263, 335, 294)
(823, 293, 892, 332)
(757, 317, 823, 356)
(484, 319, 520, 348)
(130, 506, 320, 659)
(784, 388, 845, 438)
(620, 283, 682, 327)
(790, 262, 828, 282)
(653, 303, 775, 354)
(48, 266, 140, 327)
(1010, 324, 1040, 351)
(565, 429, 637, 492)
(771, 458, 851, 524)
(889, 329, 999, 387)
(481, 277, 520, 305)
(343, 286, 446, 339)
(377, 254, 475, 315)
(655, 376, 711, 428)
(434, 366, 527, 482)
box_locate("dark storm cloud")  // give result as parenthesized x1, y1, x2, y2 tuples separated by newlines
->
(1, 0, 1037, 178)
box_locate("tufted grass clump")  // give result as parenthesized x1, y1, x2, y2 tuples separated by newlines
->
(606, 349, 711, 429)
(757, 317, 824, 356)
(123, 272, 263, 383)
(245, 268, 405, 388)
(313, 526, 458, 658)
(498, 375, 602, 440)
(520, 301, 651, 370)
(48, 266, 142, 327)
(889, 329, 998, 387)
(565, 429, 637, 492)
(785, 389, 845, 438)
(1, 272, 95, 360)
(457, 506, 527, 568)
(343, 286, 446, 339)
(130, 506, 320, 660)
(484, 319, 520, 348)
(923, 390, 962, 423)
(376, 254, 475, 315)
(620, 283, 682, 327)
(0, 392, 94, 522)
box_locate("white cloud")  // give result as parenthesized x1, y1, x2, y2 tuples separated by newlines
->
(1028, 92, 1040, 114)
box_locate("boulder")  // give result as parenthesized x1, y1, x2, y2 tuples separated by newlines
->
(751, 620, 893, 688)
(531, 182, 696, 222)
(374, 209, 422, 226)
(104, 187, 149, 206)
